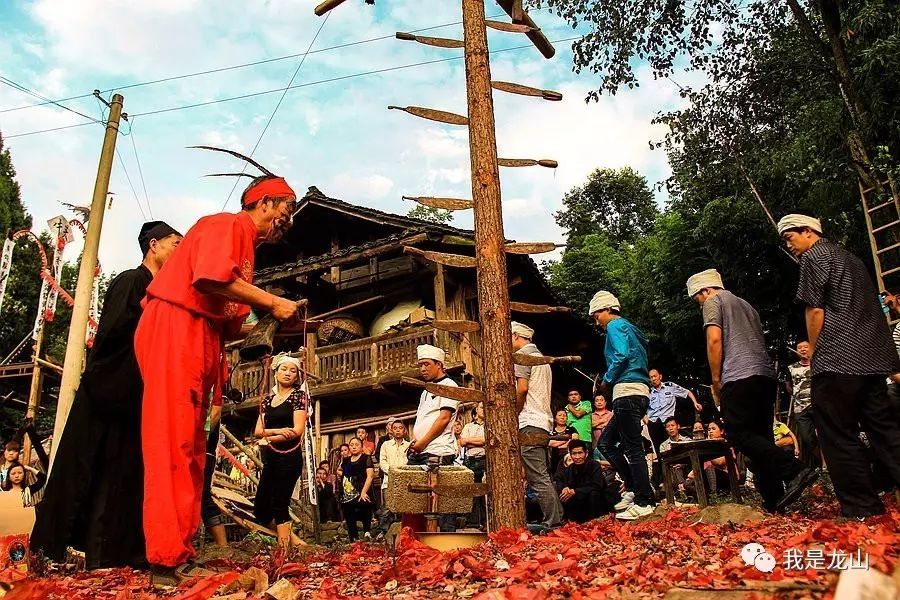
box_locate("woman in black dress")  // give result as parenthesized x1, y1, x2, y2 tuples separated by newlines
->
(549, 409, 579, 475)
(254, 354, 308, 551)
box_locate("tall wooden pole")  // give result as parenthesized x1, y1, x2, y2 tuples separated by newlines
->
(49, 94, 124, 467)
(462, 0, 525, 531)
(21, 322, 45, 465)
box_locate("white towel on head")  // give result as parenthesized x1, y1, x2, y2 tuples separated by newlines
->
(511, 321, 534, 339)
(416, 344, 445, 363)
(776, 214, 822, 235)
(588, 290, 620, 314)
(686, 269, 724, 297)
(271, 353, 302, 372)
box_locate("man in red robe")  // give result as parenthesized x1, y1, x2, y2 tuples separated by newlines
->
(135, 175, 302, 576)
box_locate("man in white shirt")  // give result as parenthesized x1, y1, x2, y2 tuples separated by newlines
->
(375, 417, 410, 538)
(512, 322, 563, 530)
(379, 418, 410, 491)
(460, 402, 487, 529)
(409, 344, 459, 465)
(408, 344, 459, 531)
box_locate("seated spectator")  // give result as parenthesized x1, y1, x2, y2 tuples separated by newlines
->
(692, 422, 706, 440)
(1, 462, 45, 507)
(773, 420, 799, 458)
(657, 417, 693, 491)
(0, 441, 20, 487)
(659, 417, 692, 454)
(316, 467, 338, 522)
(682, 420, 734, 497)
(549, 409, 578, 475)
(591, 395, 612, 459)
(553, 440, 616, 523)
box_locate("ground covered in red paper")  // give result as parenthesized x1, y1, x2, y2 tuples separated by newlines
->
(6, 489, 899, 599)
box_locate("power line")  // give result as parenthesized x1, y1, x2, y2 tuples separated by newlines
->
(115, 148, 148, 220)
(0, 75, 102, 124)
(5, 35, 580, 140)
(128, 117, 153, 218)
(222, 11, 332, 209)
(95, 94, 151, 221)
(0, 12, 523, 115)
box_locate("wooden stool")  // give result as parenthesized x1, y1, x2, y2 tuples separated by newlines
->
(660, 439, 742, 508)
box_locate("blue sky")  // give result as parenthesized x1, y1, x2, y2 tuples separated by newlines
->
(1, 0, 699, 274)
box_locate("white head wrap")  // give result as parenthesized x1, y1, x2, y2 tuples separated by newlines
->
(588, 291, 620, 315)
(776, 214, 823, 235)
(416, 344, 445, 364)
(686, 269, 724, 297)
(511, 321, 534, 339)
(271, 353, 302, 372)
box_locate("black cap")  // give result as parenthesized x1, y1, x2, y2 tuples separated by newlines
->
(138, 221, 181, 255)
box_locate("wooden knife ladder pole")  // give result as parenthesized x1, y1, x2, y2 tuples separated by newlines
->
(860, 177, 900, 324)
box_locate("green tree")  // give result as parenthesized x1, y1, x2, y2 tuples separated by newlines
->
(0, 133, 39, 362)
(532, 0, 900, 185)
(554, 167, 658, 247)
(407, 204, 454, 225)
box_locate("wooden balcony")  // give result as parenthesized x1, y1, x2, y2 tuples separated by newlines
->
(231, 326, 465, 407)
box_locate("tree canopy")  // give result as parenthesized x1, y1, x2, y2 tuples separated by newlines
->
(540, 1, 900, 386)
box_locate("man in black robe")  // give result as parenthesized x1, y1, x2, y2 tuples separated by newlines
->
(31, 221, 181, 569)
(553, 440, 617, 523)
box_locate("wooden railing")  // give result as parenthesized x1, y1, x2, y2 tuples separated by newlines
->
(231, 326, 454, 405)
(316, 326, 437, 383)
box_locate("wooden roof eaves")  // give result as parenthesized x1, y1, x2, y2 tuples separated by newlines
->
(256, 231, 430, 285)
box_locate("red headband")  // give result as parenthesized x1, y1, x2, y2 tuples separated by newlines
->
(242, 177, 297, 207)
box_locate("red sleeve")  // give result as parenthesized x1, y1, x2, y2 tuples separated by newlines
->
(191, 216, 251, 288)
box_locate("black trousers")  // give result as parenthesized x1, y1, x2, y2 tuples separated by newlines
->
(720, 376, 804, 510)
(647, 419, 667, 487)
(792, 409, 821, 469)
(342, 499, 372, 541)
(811, 373, 900, 518)
(463, 455, 487, 528)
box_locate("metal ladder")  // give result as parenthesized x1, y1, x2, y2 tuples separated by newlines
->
(859, 178, 900, 301)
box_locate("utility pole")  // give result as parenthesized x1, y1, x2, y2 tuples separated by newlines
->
(21, 320, 46, 465)
(49, 93, 124, 467)
(461, 0, 524, 530)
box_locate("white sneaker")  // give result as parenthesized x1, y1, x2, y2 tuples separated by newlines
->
(613, 491, 635, 511)
(615, 504, 654, 521)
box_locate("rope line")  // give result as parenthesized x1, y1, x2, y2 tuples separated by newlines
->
(5, 35, 579, 140)
(0, 10, 525, 115)
(222, 11, 332, 209)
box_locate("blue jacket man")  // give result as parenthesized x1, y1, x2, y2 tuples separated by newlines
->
(590, 290, 655, 520)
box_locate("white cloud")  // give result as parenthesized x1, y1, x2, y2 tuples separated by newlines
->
(1, 1, 705, 275)
(327, 173, 394, 201)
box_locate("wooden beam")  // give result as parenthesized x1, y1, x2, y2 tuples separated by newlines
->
(513, 353, 581, 366)
(491, 81, 563, 101)
(403, 195, 474, 211)
(510, 301, 572, 314)
(494, 0, 556, 58)
(434, 264, 449, 352)
(484, 20, 535, 34)
(404, 246, 477, 268)
(256, 232, 427, 284)
(498, 158, 558, 168)
(400, 376, 486, 404)
(396, 32, 465, 49)
(504, 242, 565, 255)
(463, 0, 525, 532)
(388, 105, 469, 126)
(314, 0, 348, 16)
(433, 319, 480, 333)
